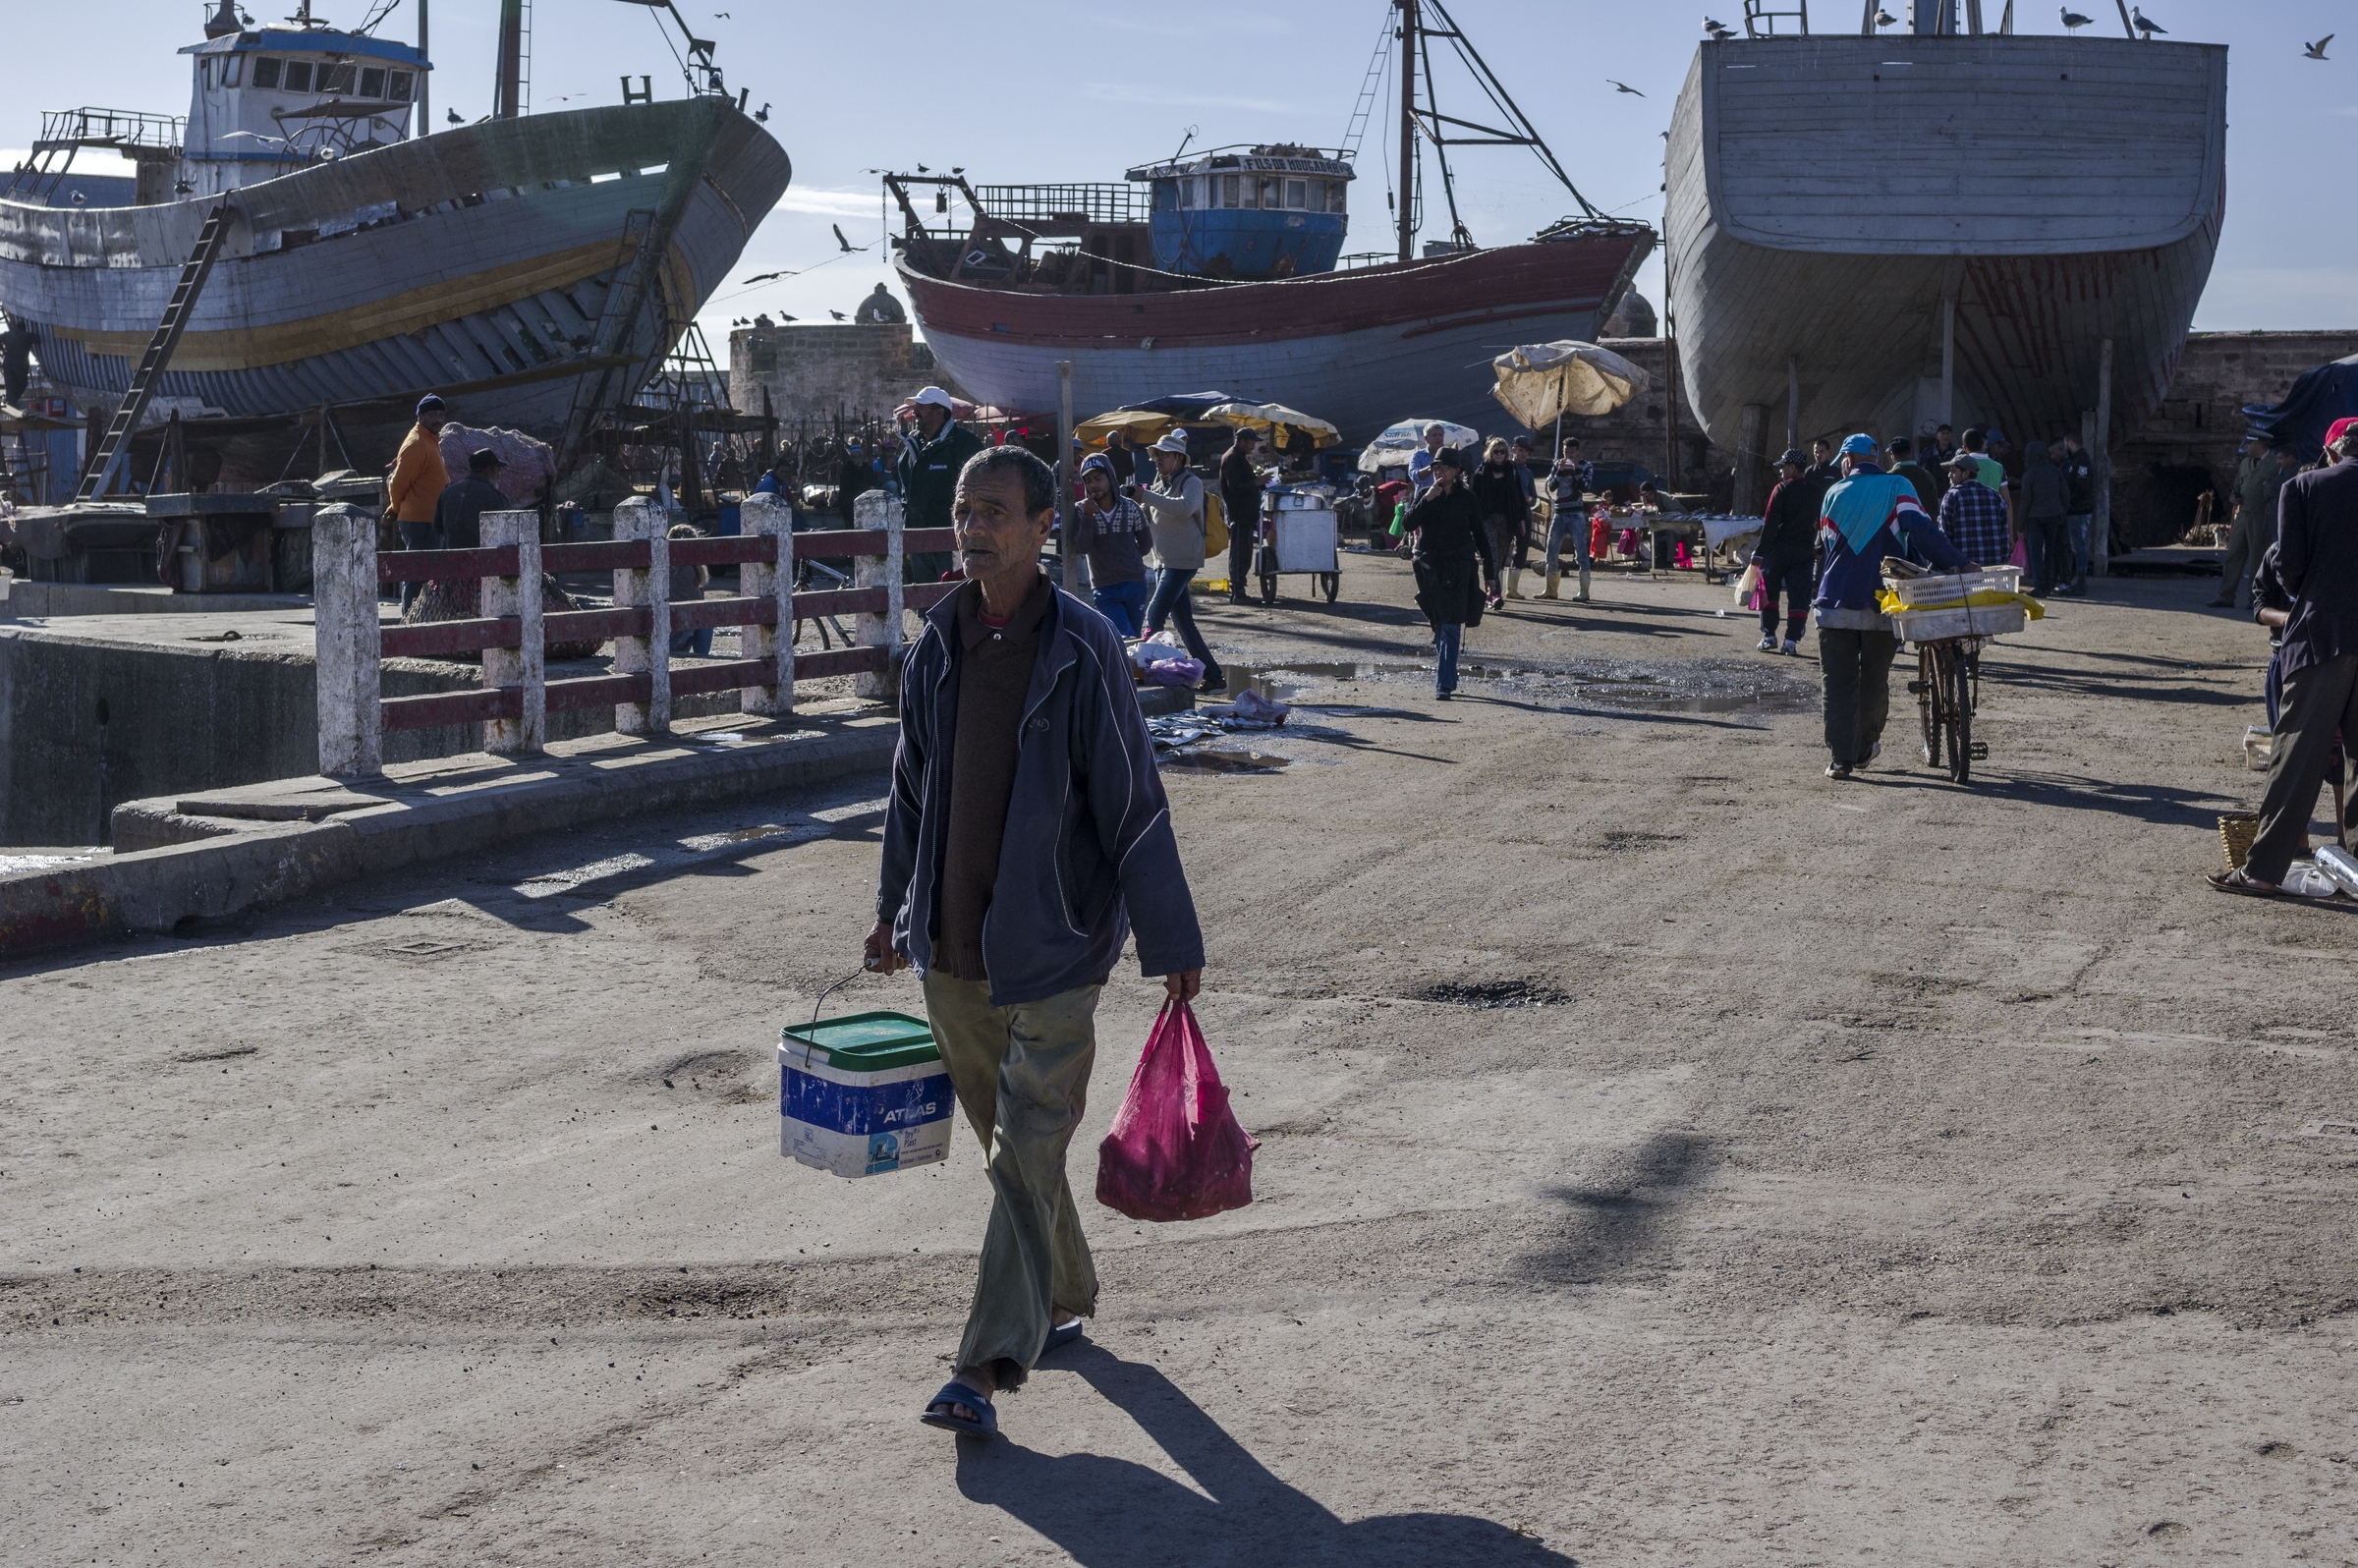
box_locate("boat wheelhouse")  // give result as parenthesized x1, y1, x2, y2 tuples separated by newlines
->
(1123, 146, 1354, 281)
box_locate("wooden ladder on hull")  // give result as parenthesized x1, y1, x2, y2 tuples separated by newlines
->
(78, 203, 233, 501)
(553, 206, 668, 480)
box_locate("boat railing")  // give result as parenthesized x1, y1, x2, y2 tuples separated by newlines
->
(33, 106, 186, 154)
(1742, 0, 1811, 36)
(973, 183, 1146, 227)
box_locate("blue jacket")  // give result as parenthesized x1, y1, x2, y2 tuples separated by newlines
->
(1813, 472, 1969, 629)
(878, 582, 1206, 1005)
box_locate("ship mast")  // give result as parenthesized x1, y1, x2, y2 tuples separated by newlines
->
(1395, 0, 1417, 262)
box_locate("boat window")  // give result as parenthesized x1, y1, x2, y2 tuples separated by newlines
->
(252, 57, 282, 88)
(1285, 180, 1307, 210)
(1221, 174, 1239, 208)
(1328, 182, 1348, 213)
(1175, 178, 1191, 210)
(283, 60, 313, 92)
(1258, 177, 1280, 209)
(221, 54, 242, 86)
(200, 58, 214, 88)
(360, 67, 385, 98)
(387, 71, 413, 101)
(322, 64, 356, 94)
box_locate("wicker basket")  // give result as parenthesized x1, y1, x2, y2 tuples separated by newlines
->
(2218, 812, 2261, 869)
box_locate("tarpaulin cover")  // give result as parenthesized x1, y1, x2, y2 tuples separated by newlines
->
(1357, 418, 1482, 474)
(436, 422, 558, 507)
(1490, 340, 1652, 428)
(2241, 354, 2358, 464)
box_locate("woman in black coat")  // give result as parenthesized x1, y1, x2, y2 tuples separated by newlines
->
(1406, 447, 1497, 700)
(1469, 437, 1534, 604)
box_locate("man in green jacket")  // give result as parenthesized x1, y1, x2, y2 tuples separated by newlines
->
(897, 386, 984, 583)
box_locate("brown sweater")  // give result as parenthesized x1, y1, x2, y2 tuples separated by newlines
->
(933, 574, 1050, 981)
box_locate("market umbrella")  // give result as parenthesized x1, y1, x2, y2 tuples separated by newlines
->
(1490, 341, 1652, 454)
(1202, 400, 1341, 452)
(1075, 407, 1182, 450)
(1357, 418, 1481, 475)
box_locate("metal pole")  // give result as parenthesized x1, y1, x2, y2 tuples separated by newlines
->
(494, 0, 524, 119)
(417, 0, 429, 135)
(1057, 360, 1077, 594)
(1966, 0, 1984, 32)
(1396, 0, 1418, 263)
(1939, 296, 1955, 429)
(1786, 359, 1800, 455)
(2111, 0, 2135, 37)
(2093, 337, 2113, 576)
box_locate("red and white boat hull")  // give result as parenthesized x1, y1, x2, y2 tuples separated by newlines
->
(898, 235, 1651, 443)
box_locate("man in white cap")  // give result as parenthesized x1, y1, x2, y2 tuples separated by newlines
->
(898, 386, 983, 582)
(1133, 429, 1225, 691)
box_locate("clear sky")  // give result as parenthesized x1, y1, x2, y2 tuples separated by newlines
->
(7, 0, 2350, 350)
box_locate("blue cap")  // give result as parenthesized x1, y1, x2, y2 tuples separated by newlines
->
(1984, 427, 2008, 446)
(1840, 433, 1877, 456)
(416, 394, 445, 417)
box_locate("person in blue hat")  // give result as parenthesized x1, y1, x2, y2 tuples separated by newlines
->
(1813, 434, 1972, 779)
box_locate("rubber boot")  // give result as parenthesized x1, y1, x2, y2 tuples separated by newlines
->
(1505, 568, 1525, 600)
(1575, 563, 1592, 602)
(1539, 571, 1561, 599)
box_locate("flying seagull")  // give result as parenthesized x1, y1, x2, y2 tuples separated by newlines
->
(754, 102, 770, 123)
(2304, 33, 2332, 60)
(831, 223, 869, 252)
(1606, 79, 1646, 96)
(2059, 7, 2092, 29)
(739, 270, 792, 284)
(2130, 5, 2163, 37)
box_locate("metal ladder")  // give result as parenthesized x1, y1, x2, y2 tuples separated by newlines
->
(1337, 6, 1396, 163)
(552, 206, 664, 479)
(78, 203, 232, 500)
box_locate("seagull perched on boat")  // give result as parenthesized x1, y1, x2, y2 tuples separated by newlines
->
(446, 108, 463, 124)
(1703, 16, 1735, 40)
(828, 310, 847, 321)
(830, 223, 869, 253)
(1874, 8, 1897, 26)
(2059, 7, 2093, 29)
(2304, 34, 2332, 60)
(754, 102, 769, 123)
(1606, 79, 1646, 96)
(2130, 5, 2163, 37)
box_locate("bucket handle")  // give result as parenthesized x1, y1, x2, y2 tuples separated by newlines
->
(794, 968, 874, 1070)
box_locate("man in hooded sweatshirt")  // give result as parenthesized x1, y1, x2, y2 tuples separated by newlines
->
(1813, 434, 1972, 779)
(2018, 439, 2070, 596)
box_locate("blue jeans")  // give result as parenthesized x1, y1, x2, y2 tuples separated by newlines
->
(397, 520, 437, 611)
(1091, 578, 1149, 637)
(1543, 510, 1590, 571)
(1144, 567, 1220, 682)
(670, 626, 714, 657)
(1433, 621, 1463, 694)
(2066, 514, 2092, 588)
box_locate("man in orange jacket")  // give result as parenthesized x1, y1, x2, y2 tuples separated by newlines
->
(387, 395, 450, 610)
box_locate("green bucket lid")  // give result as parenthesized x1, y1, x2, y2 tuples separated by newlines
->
(779, 1009, 939, 1072)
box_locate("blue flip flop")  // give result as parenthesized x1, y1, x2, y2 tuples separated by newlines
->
(1043, 1317, 1085, 1353)
(920, 1381, 997, 1438)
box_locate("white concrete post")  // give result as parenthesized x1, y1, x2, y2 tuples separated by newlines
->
(311, 503, 382, 777)
(612, 497, 674, 734)
(740, 492, 795, 716)
(853, 487, 904, 701)
(480, 510, 545, 754)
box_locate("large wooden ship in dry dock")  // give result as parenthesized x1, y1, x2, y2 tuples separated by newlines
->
(1664, 20, 2225, 462)
(0, 1, 788, 474)
(889, 0, 1654, 444)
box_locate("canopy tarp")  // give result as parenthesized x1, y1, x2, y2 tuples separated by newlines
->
(1490, 341, 1651, 428)
(1202, 401, 1340, 451)
(2241, 354, 2358, 464)
(1357, 418, 1481, 474)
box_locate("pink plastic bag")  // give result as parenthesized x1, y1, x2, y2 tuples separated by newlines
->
(1095, 1001, 1260, 1222)
(2010, 536, 2029, 569)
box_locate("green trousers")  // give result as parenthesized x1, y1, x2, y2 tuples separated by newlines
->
(922, 972, 1102, 1390)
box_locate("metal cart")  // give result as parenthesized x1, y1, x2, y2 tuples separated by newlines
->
(1252, 484, 1341, 605)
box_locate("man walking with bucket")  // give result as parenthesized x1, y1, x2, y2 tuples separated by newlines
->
(867, 443, 1206, 1438)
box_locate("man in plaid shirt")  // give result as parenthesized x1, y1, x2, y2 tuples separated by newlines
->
(1937, 452, 2012, 567)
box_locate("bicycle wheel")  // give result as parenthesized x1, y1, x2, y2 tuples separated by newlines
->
(1916, 644, 1941, 767)
(1944, 644, 1974, 785)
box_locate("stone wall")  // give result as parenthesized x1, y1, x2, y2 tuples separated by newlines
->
(2113, 330, 2358, 546)
(727, 323, 965, 428)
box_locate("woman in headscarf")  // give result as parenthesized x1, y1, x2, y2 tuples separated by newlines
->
(1405, 446, 1497, 700)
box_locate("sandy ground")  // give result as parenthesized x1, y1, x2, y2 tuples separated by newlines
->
(6, 550, 2356, 1567)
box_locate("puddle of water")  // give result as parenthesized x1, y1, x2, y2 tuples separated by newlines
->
(1224, 661, 1429, 700)
(0, 854, 92, 874)
(1161, 750, 1291, 775)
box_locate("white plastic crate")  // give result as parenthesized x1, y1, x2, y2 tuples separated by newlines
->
(1891, 603, 2027, 643)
